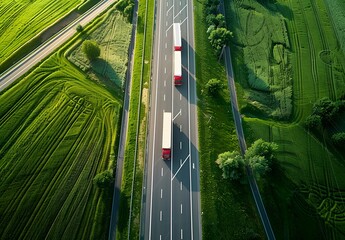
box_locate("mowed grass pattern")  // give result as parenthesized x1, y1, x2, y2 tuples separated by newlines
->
(69, 10, 132, 87)
(225, 0, 345, 238)
(0, 0, 80, 64)
(0, 53, 120, 239)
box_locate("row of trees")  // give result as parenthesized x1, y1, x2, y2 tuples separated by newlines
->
(216, 139, 278, 181)
(204, 0, 232, 56)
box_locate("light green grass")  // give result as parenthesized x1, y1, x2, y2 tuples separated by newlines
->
(116, 0, 154, 238)
(0, 6, 131, 240)
(68, 9, 132, 88)
(0, 53, 119, 240)
(225, 0, 345, 239)
(0, 0, 82, 65)
(194, 0, 265, 239)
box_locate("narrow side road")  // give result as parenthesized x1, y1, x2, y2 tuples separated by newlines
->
(108, 0, 139, 238)
(224, 45, 276, 240)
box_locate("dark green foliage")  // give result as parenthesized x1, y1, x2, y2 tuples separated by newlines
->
(124, 3, 134, 22)
(332, 132, 345, 145)
(306, 98, 345, 127)
(312, 98, 338, 122)
(245, 139, 278, 161)
(203, 0, 232, 56)
(305, 114, 321, 129)
(215, 151, 245, 180)
(206, 14, 226, 28)
(245, 139, 278, 177)
(208, 28, 232, 56)
(217, 140, 278, 180)
(206, 78, 222, 95)
(76, 24, 83, 32)
(93, 170, 114, 188)
(82, 40, 100, 61)
(205, 0, 220, 8)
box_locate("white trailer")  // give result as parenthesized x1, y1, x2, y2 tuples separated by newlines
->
(173, 23, 182, 51)
(173, 51, 182, 85)
(162, 112, 172, 160)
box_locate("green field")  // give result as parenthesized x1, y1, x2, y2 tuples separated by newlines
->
(0, 0, 83, 65)
(194, 0, 265, 239)
(0, 8, 131, 240)
(225, 0, 345, 238)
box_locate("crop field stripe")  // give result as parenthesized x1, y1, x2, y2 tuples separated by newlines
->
(1, 97, 78, 220)
(20, 111, 100, 239)
(289, 8, 303, 122)
(297, 0, 319, 101)
(0, 89, 69, 182)
(310, 0, 335, 100)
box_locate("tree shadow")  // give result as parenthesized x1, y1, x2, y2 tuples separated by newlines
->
(90, 58, 124, 99)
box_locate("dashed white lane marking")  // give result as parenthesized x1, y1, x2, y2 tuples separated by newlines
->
(180, 159, 182, 166)
(164, 94, 166, 101)
(193, 163, 195, 169)
(180, 93, 182, 100)
(180, 142, 182, 149)
(160, 211, 162, 221)
(180, 181, 183, 190)
(181, 229, 183, 239)
(161, 167, 164, 176)
(164, 80, 166, 87)
(179, 125, 182, 132)
(164, 67, 166, 74)
(181, 204, 183, 214)
(161, 189, 163, 199)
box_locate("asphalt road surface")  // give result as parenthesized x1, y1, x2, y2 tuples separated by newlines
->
(140, 0, 201, 239)
(0, 0, 116, 92)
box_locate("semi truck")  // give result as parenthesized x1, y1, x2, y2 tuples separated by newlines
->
(162, 112, 172, 160)
(173, 23, 182, 51)
(173, 51, 182, 85)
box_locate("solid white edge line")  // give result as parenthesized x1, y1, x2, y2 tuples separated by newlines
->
(149, 0, 163, 238)
(187, 2, 194, 239)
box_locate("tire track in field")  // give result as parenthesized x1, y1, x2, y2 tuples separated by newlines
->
(59, 124, 105, 238)
(101, 14, 117, 77)
(41, 114, 101, 239)
(306, 131, 322, 196)
(0, 91, 87, 230)
(0, 93, 77, 233)
(0, 81, 64, 181)
(285, 0, 304, 122)
(0, 71, 54, 156)
(310, 0, 335, 100)
(40, 111, 101, 240)
(297, 0, 319, 100)
(15, 103, 95, 238)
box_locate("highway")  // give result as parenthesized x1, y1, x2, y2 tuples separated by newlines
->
(0, 0, 116, 92)
(140, 0, 201, 238)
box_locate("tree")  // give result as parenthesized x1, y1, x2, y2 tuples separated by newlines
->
(93, 170, 114, 188)
(206, 14, 226, 28)
(312, 97, 338, 124)
(332, 132, 345, 146)
(215, 151, 244, 180)
(245, 139, 278, 177)
(206, 78, 222, 95)
(82, 40, 100, 61)
(247, 155, 270, 177)
(305, 114, 321, 129)
(124, 3, 134, 22)
(76, 24, 83, 32)
(208, 28, 232, 55)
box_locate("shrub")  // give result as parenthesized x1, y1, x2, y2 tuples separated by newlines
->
(93, 170, 114, 188)
(76, 24, 83, 32)
(305, 115, 321, 129)
(206, 78, 222, 95)
(332, 132, 345, 146)
(82, 40, 100, 61)
(215, 151, 245, 180)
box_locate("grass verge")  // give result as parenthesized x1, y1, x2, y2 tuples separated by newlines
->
(194, 0, 266, 239)
(116, 0, 155, 238)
